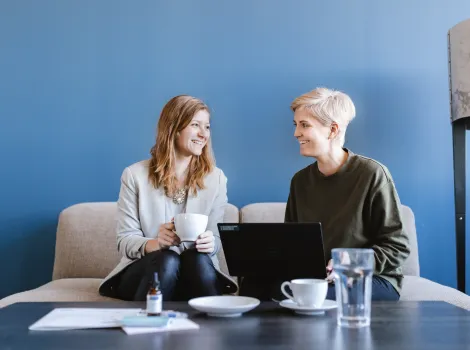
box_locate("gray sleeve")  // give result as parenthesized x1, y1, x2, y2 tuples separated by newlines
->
(116, 167, 152, 260)
(205, 169, 228, 256)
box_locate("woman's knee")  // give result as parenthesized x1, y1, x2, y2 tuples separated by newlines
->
(371, 276, 400, 301)
(180, 249, 212, 266)
(145, 249, 180, 272)
(180, 249, 216, 276)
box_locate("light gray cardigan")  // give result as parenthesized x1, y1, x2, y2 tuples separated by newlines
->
(99, 160, 238, 295)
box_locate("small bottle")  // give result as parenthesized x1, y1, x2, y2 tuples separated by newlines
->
(146, 272, 162, 316)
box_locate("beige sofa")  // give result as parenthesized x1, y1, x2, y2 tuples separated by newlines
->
(1, 202, 469, 309)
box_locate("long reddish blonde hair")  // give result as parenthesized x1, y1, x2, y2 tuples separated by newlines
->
(148, 95, 215, 196)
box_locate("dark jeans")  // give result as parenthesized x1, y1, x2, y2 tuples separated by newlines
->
(240, 275, 399, 302)
(325, 275, 399, 301)
(101, 249, 222, 301)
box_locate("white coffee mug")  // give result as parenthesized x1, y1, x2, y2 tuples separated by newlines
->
(281, 279, 328, 308)
(174, 213, 208, 242)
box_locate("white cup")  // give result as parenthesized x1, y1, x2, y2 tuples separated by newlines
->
(174, 213, 208, 242)
(281, 279, 328, 308)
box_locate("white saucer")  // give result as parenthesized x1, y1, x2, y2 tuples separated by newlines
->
(279, 299, 337, 316)
(188, 296, 260, 317)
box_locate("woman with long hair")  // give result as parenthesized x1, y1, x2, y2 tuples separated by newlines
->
(99, 95, 237, 301)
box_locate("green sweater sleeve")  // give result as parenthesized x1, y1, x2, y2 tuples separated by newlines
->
(285, 178, 297, 222)
(370, 181, 411, 274)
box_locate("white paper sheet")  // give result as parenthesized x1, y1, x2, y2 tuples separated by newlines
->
(122, 318, 200, 335)
(29, 308, 141, 331)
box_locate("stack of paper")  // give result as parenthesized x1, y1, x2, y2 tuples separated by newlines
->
(29, 308, 141, 331)
(28, 308, 199, 334)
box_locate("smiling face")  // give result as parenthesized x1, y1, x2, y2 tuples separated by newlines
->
(290, 88, 356, 156)
(293, 109, 333, 158)
(175, 109, 211, 157)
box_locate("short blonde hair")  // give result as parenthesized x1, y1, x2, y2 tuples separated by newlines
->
(291, 87, 356, 146)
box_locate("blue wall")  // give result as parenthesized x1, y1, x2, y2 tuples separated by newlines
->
(1, 0, 469, 298)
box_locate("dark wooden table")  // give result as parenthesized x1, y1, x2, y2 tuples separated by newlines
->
(0, 301, 469, 350)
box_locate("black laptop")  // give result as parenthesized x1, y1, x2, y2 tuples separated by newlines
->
(217, 222, 327, 279)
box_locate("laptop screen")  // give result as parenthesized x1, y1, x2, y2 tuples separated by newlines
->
(218, 222, 327, 279)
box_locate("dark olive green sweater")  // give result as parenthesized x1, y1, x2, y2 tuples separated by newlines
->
(285, 149, 410, 293)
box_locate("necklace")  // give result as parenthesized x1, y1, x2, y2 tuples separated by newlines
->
(172, 187, 188, 205)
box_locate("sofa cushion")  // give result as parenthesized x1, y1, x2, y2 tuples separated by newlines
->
(52, 203, 121, 280)
(400, 206, 420, 276)
(240, 202, 286, 223)
(240, 202, 420, 276)
(400, 276, 470, 310)
(0, 279, 121, 308)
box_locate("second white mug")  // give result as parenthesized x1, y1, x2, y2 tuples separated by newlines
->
(280, 279, 328, 308)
